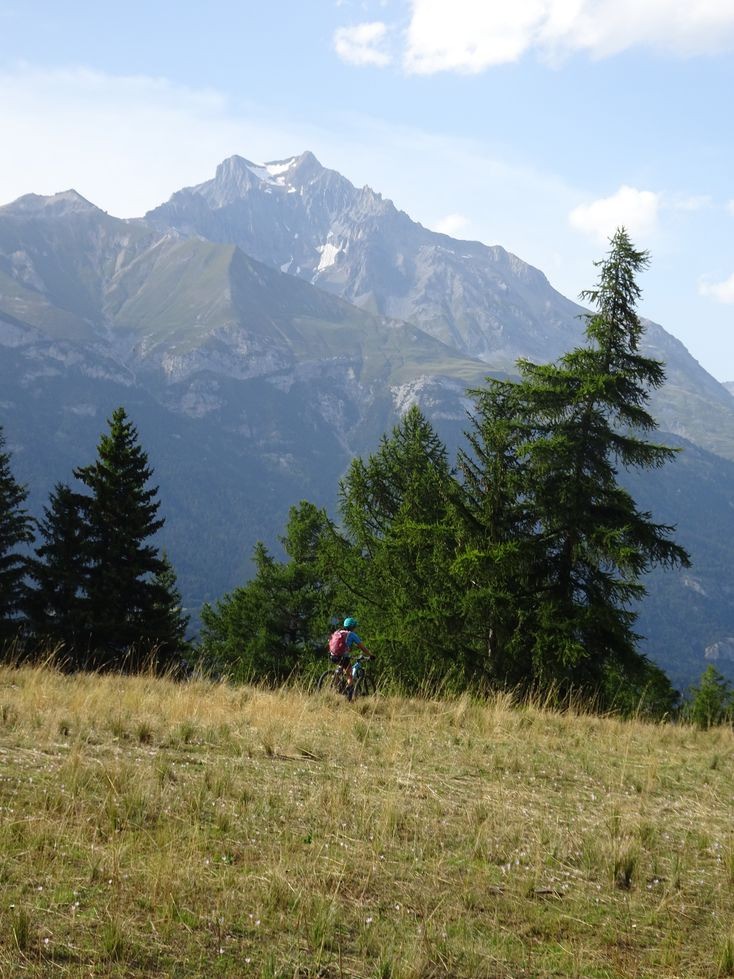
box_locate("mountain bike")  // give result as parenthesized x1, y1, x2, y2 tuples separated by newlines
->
(316, 655, 376, 700)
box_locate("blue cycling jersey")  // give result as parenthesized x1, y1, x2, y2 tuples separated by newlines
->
(345, 630, 362, 650)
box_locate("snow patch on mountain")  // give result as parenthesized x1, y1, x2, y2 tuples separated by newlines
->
(243, 158, 298, 188)
(317, 242, 341, 271)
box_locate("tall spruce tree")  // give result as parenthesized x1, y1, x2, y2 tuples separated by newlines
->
(460, 230, 689, 706)
(0, 426, 34, 648)
(27, 483, 89, 662)
(337, 405, 465, 686)
(73, 407, 174, 669)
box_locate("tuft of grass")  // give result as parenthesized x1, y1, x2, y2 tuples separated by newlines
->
(100, 917, 126, 962)
(10, 908, 32, 953)
(719, 935, 734, 977)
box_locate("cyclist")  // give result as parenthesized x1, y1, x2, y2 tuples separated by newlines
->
(328, 617, 371, 688)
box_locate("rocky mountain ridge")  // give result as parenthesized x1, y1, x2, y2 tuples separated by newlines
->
(145, 152, 734, 460)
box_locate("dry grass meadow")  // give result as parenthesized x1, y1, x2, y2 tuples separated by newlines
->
(1, 663, 734, 978)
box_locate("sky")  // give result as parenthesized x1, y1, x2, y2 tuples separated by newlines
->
(2, 0, 734, 379)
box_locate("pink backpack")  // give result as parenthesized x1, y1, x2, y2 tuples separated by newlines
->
(328, 629, 349, 657)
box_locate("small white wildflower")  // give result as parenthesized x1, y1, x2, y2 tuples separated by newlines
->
(365, 916, 373, 925)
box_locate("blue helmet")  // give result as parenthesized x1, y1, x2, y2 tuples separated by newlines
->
(344, 617, 358, 629)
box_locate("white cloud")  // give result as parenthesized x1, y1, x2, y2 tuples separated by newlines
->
(334, 22, 391, 66)
(699, 273, 734, 304)
(398, 0, 734, 74)
(544, 0, 734, 59)
(569, 186, 660, 244)
(405, 0, 546, 73)
(432, 212, 471, 236)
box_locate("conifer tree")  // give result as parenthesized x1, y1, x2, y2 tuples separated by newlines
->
(27, 483, 89, 662)
(459, 229, 689, 704)
(338, 405, 465, 686)
(522, 229, 689, 696)
(687, 665, 733, 729)
(0, 426, 34, 648)
(73, 407, 172, 669)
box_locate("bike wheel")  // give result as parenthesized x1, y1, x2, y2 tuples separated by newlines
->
(350, 674, 376, 699)
(316, 669, 347, 695)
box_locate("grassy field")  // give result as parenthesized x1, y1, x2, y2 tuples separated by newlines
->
(1, 664, 733, 978)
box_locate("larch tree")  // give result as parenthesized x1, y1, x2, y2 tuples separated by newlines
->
(458, 230, 689, 707)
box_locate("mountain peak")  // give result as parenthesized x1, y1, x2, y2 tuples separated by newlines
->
(195, 152, 328, 209)
(0, 189, 102, 218)
(214, 151, 323, 188)
(284, 150, 322, 177)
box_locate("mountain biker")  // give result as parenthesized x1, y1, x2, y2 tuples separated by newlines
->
(328, 617, 371, 687)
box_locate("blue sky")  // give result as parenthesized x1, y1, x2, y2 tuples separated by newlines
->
(2, 0, 734, 379)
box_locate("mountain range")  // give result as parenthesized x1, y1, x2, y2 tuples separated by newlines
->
(1, 151, 733, 691)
